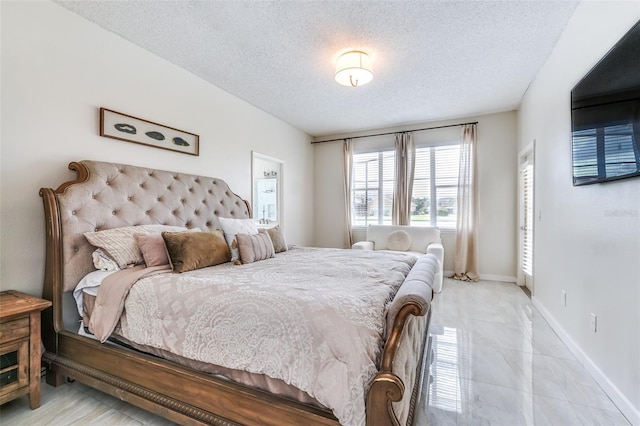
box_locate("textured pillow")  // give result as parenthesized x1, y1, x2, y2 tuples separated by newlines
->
(162, 230, 231, 273)
(387, 230, 412, 251)
(218, 217, 259, 263)
(91, 249, 120, 271)
(134, 233, 170, 267)
(85, 224, 187, 268)
(259, 226, 288, 253)
(237, 232, 275, 264)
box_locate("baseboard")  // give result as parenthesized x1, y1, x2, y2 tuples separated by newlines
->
(532, 296, 640, 425)
(443, 271, 516, 283)
(479, 274, 516, 283)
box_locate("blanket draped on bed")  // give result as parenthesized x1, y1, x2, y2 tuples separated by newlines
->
(90, 247, 417, 426)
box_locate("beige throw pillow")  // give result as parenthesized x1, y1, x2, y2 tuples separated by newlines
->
(259, 226, 288, 253)
(237, 232, 275, 264)
(387, 230, 412, 251)
(162, 230, 230, 273)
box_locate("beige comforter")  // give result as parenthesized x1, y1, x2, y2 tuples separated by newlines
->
(90, 247, 416, 425)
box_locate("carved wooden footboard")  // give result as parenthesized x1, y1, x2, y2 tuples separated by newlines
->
(39, 160, 434, 426)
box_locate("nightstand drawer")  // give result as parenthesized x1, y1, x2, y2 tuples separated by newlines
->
(0, 339, 29, 395)
(0, 318, 30, 343)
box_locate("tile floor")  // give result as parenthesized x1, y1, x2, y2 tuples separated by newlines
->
(414, 278, 629, 426)
(0, 278, 629, 425)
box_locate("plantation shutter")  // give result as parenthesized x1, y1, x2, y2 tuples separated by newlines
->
(521, 163, 533, 276)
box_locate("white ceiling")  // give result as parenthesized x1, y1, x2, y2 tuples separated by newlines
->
(56, 1, 580, 138)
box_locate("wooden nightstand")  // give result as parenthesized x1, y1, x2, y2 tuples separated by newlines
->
(0, 290, 51, 409)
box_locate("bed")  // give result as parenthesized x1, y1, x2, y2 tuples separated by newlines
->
(39, 160, 436, 426)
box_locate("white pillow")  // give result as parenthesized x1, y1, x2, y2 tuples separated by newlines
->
(218, 217, 259, 263)
(91, 249, 120, 271)
(387, 230, 412, 251)
(73, 269, 115, 317)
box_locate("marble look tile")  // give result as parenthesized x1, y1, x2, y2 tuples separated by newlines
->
(455, 343, 534, 394)
(458, 378, 535, 425)
(570, 402, 631, 425)
(417, 405, 458, 426)
(531, 354, 619, 411)
(438, 284, 533, 328)
(531, 394, 583, 425)
(528, 326, 575, 360)
(423, 278, 628, 425)
(451, 318, 535, 353)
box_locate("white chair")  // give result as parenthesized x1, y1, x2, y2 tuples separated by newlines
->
(352, 224, 444, 293)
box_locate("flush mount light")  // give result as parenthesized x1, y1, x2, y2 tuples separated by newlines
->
(335, 50, 373, 87)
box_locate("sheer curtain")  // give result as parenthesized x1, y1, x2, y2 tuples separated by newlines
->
(452, 124, 479, 281)
(343, 139, 354, 247)
(392, 132, 415, 225)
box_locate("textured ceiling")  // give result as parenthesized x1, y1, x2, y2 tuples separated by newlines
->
(56, 1, 580, 137)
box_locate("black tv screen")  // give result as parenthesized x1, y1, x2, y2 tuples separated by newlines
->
(571, 20, 640, 186)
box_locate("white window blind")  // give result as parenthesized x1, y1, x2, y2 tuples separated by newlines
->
(410, 145, 460, 228)
(352, 151, 395, 226)
(351, 143, 460, 228)
(521, 164, 533, 276)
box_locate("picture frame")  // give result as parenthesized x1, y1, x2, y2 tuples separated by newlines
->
(100, 108, 199, 156)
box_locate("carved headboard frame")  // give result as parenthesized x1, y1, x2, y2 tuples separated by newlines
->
(40, 161, 251, 346)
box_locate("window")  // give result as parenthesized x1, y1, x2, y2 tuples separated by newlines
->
(352, 151, 395, 226)
(351, 143, 460, 229)
(411, 144, 460, 229)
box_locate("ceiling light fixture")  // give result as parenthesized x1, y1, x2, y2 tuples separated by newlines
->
(335, 50, 373, 87)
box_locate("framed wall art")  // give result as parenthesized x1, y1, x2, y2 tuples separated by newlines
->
(100, 108, 199, 156)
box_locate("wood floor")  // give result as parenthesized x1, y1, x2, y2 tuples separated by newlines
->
(0, 278, 630, 425)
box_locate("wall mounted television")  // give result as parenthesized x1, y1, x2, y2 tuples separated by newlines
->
(571, 20, 640, 186)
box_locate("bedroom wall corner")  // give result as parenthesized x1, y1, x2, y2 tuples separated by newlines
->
(0, 1, 314, 296)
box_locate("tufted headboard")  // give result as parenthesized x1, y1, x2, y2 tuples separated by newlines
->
(41, 160, 251, 294)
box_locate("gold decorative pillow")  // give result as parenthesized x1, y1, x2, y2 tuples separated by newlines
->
(237, 232, 275, 264)
(259, 226, 288, 253)
(162, 230, 230, 273)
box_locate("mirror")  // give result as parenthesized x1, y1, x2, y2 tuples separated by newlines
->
(252, 152, 283, 228)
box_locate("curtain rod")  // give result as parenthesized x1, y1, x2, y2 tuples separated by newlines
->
(311, 121, 479, 144)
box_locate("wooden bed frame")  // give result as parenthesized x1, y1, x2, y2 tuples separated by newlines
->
(39, 160, 433, 426)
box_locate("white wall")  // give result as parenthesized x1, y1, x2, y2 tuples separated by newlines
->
(518, 2, 640, 422)
(314, 111, 518, 281)
(0, 1, 314, 296)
